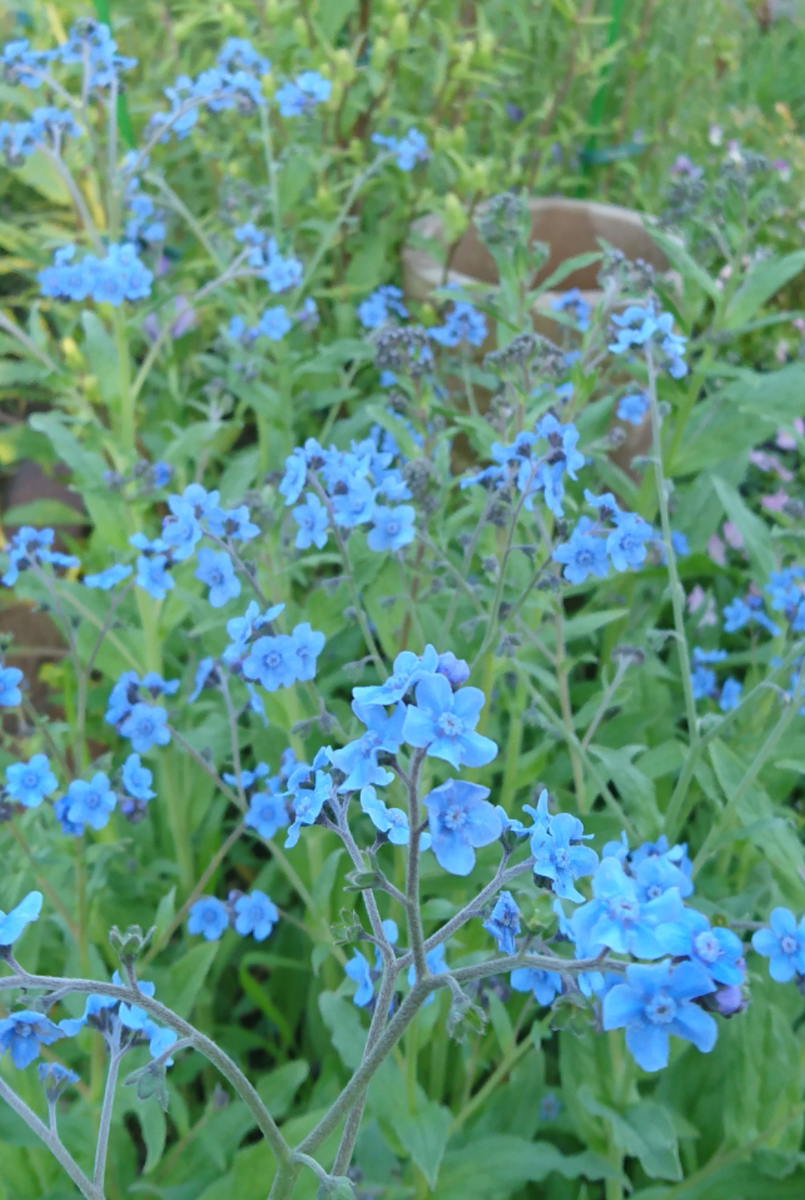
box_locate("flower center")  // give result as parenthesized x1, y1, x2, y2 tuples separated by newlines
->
(386, 521, 400, 536)
(646, 990, 677, 1025)
(23, 771, 39, 789)
(781, 934, 797, 955)
(265, 652, 281, 670)
(646, 884, 663, 900)
(577, 549, 593, 565)
(437, 712, 463, 738)
(554, 847, 571, 871)
(694, 932, 721, 963)
(611, 897, 639, 922)
(444, 804, 467, 830)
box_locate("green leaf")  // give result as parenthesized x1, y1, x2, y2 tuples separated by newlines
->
(80, 312, 120, 405)
(436, 1134, 621, 1200)
(318, 991, 367, 1070)
(152, 886, 176, 946)
(531, 250, 603, 297)
(647, 228, 720, 302)
(391, 1100, 452, 1188)
(0, 360, 51, 387)
(723, 250, 805, 330)
(28, 412, 108, 487)
(256, 1060, 309, 1120)
(717, 362, 805, 426)
(2, 499, 84, 528)
(710, 474, 775, 581)
(139, 1100, 168, 1172)
(163, 941, 219, 1019)
(580, 1090, 682, 1181)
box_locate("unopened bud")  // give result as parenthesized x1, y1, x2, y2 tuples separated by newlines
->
(292, 16, 309, 47)
(371, 36, 391, 71)
(389, 13, 409, 51)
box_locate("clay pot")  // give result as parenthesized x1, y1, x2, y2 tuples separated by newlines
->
(402, 197, 668, 335)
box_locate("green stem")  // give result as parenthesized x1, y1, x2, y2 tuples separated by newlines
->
(113, 308, 135, 457)
(555, 601, 586, 810)
(647, 348, 699, 749)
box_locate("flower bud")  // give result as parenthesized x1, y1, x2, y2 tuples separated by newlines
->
(332, 48, 356, 82)
(389, 13, 409, 51)
(292, 15, 310, 47)
(443, 192, 468, 242)
(371, 36, 391, 70)
(475, 30, 496, 66)
(265, 0, 282, 19)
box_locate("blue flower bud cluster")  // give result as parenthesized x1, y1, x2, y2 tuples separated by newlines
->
(0, 106, 82, 163)
(371, 127, 429, 171)
(39, 242, 153, 306)
(281, 426, 416, 554)
(275, 71, 331, 117)
(608, 304, 688, 379)
(1, 20, 136, 94)
(553, 490, 653, 583)
(1, 525, 79, 588)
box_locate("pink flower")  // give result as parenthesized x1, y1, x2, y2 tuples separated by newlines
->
(707, 534, 726, 566)
(722, 522, 743, 550)
(687, 584, 706, 613)
(761, 489, 790, 512)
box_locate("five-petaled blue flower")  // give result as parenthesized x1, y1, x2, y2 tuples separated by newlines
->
(603, 959, 717, 1072)
(360, 786, 431, 850)
(510, 967, 562, 1006)
(617, 392, 649, 425)
(243, 634, 298, 691)
(367, 505, 416, 553)
(5, 755, 58, 808)
(570, 857, 684, 959)
(531, 813, 599, 903)
(293, 493, 329, 550)
(422, 779, 502, 876)
(84, 563, 133, 590)
(120, 703, 171, 753)
(188, 896, 230, 941)
(194, 548, 241, 608)
(331, 702, 406, 791)
(0, 891, 42, 945)
(607, 514, 653, 573)
(554, 529, 609, 585)
(483, 891, 521, 955)
(657, 909, 745, 986)
(752, 907, 805, 982)
(0, 1011, 64, 1069)
(122, 753, 155, 801)
(233, 890, 279, 941)
(136, 554, 174, 600)
(245, 789, 290, 840)
(66, 773, 117, 831)
(353, 645, 439, 707)
(290, 623, 325, 682)
(285, 770, 332, 848)
(345, 951, 375, 1007)
(402, 673, 498, 769)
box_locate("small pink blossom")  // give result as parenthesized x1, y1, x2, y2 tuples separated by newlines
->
(687, 584, 706, 613)
(707, 534, 726, 566)
(761, 489, 790, 512)
(749, 450, 793, 481)
(722, 521, 743, 550)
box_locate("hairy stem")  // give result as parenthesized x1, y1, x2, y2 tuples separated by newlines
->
(0, 1077, 104, 1200)
(93, 1044, 123, 1189)
(405, 750, 428, 979)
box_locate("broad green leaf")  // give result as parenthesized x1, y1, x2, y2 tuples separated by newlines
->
(580, 1090, 682, 1181)
(391, 1100, 452, 1188)
(717, 362, 805, 425)
(531, 250, 602, 297)
(723, 250, 805, 330)
(3, 499, 84, 528)
(256, 1060, 309, 1119)
(163, 941, 219, 1019)
(80, 312, 120, 405)
(139, 1101, 167, 1173)
(710, 475, 775, 581)
(647, 228, 720, 301)
(152, 886, 176, 946)
(0, 360, 51, 387)
(436, 1134, 621, 1200)
(28, 412, 108, 487)
(672, 397, 772, 475)
(318, 991, 367, 1070)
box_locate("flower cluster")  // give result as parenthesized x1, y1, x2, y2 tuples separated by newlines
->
(1, 526, 79, 588)
(189, 890, 279, 942)
(553, 491, 653, 584)
(275, 70, 331, 117)
(282, 426, 416, 554)
(1, 20, 135, 97)
(550, 287, 591, 332)
(617, 392, 650, 426)
(371, 127, 429, 171)
(149, 38, 267, 141)
(461, 414, 585, 519)
(608, 304, 688, 378)
(39, 243, 153, 306)
(0, 106, 82, 163)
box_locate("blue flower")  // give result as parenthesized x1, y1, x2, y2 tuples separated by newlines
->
(245, 789, 290, 839)
(234, 890, 279, 941)
(162, 502, 203, 561)
(657, 910, 745, 986)
(483, 891, 521, 955)
(570, 857, 685, 959)
(242, 634, 297, 690)
(136, 554, 174, 600)
(53, 796, 84, 837)
(422, 779, 502, 876)
(606, 513, 653, 573)
(430, 302, 487, 347)
(330, 703, 406, 791)
(84, 563, 133, 589)
(39, 242, 153, 306)
(402, 673, 498, 770)
(692, 647, 727, 665)
(293, 493, 329, 549)
(407, 942, 447, 999)
(691, 664, 716, 700)
(144, 1022, 178, 1065)
(372, 127, 429, 171)
(617, 392, 649, 425)
(5, 755, 58, 808)
(189, 657, 217, 703)
(0, 666, 23, 706)
(632, 854, 693, 903)
(436, 651, 470, 687)
(359, 786, 430, 847)
(120, 703, 171, 753)
(279, 450, 307, 505)
(550, 287, 591, 332)
(0, 1011, 64, 1069)
(510, 968, 562, 1006)
(291, 623, 325, 682)
(752, 907, 805, 982)
(0, 891, 42, 945)
(332, 477, 377, 528)
(256, 305, 291, 340)
(276, 70, 331, 116)
(194, 548, 241, 608)
(357, 284, 409, 329)
(188, 897, 230, 941)
(345, 952, 375, 1007)
(367, 504, 416, 552)
(553, 529, 609, 585)
(671, 530, 690, 557)
(122, 754, 155, 802)
(65, 773, 116, 831)
(531, 813, 599, 903)
(285, 770, 332, 848)
(603, 959, 717, 1072)
(38, 1062, 79, 1097)
(353, 645, 439, 707)
(719, 677, 742, 711)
